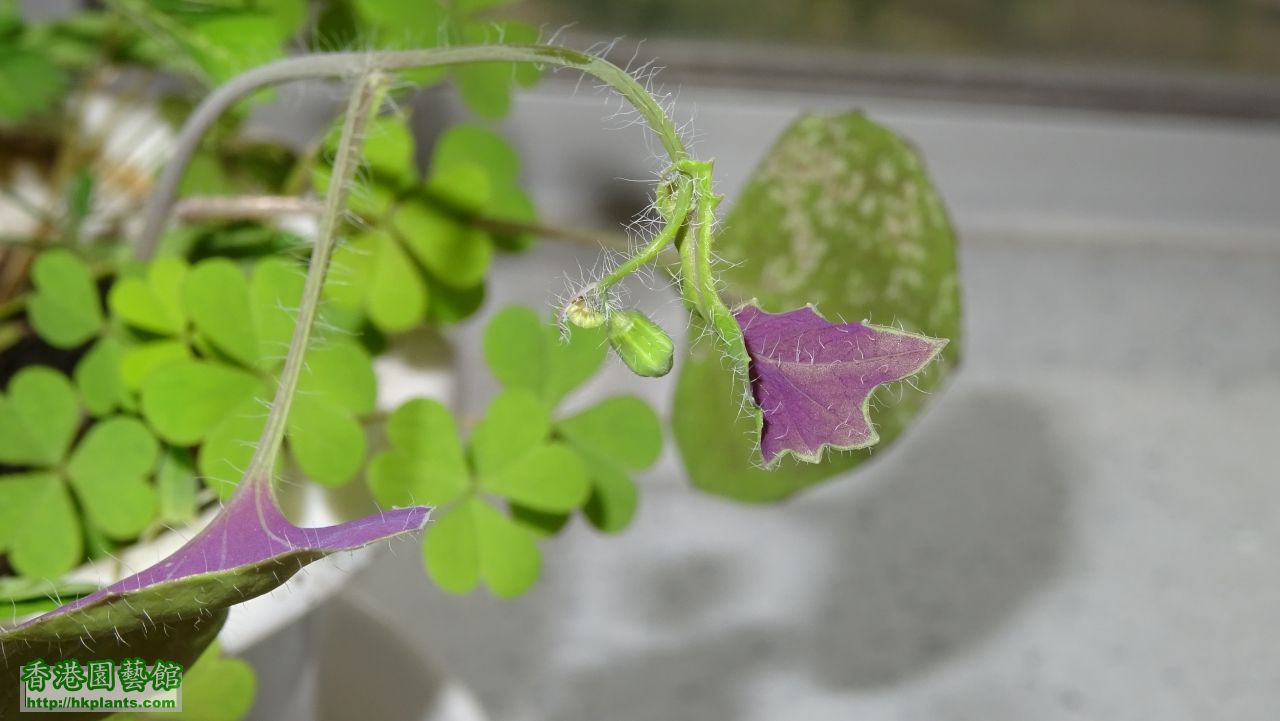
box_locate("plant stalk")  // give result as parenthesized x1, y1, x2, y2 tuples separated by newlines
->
(239, 71, 389, 485)
(136, 45, 691, 259)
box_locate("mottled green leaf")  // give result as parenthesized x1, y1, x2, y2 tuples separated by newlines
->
(673, 112, 963, 502)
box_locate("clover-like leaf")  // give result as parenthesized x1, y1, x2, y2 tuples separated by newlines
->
(674, 112, 962, 501)
(472, 389, 590, 513)
(108, 257, 188, 335)
(736, 304, 946, 465)
(286, 394, 366, 487)
(368, 399, 470, 508)
(66, 416, 159, 540)
(74, 337, 128, 417)
(27, 249, 103, 349)
(184, 258, 259, 367)
(0, 366, 80, 467)
(556, 395, 661, 533)
(393, 195, 492, 289)
(483, 305, 608, 405)
(141, 360, 263, 446)
(424, 497, 539, 598)
(0, 472, 81, 579)
(325, 229, 428, 333)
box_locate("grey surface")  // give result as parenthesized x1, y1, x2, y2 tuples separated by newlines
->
(336, 83, 1280, 720)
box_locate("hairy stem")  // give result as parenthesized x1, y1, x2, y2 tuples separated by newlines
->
(239, 71, 389, 483)
(596, 181, 693, 295)
(136, 45, 690, 259)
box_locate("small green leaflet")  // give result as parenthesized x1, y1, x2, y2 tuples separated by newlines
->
(0, 368, 160, 578)
(27, 249, 103, 349)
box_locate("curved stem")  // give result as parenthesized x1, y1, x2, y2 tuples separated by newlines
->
(240, 71, 389, 487)
(596, 181, 693, 295)
(136, 45, 690, 259)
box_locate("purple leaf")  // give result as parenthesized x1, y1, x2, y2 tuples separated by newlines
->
(736, 304, 946, 465)
(31, 478, 429, 622)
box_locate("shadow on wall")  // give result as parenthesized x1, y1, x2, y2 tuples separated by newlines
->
(546, 387, 1073, 721)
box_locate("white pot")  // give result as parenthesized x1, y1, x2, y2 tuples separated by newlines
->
(51, 326, 479, 721)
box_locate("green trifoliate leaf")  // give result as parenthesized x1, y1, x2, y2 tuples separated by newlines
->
(480, 443, 589, 513)
(557, 396, 661, 534)
(27, 249, 103, 349)
(432, 124, 520, 182)
(362, 116, 418, 186)
(607, 310, 674, 378)
(0, 472, 81, 578)
(66, 416, 159, 540)
(393, 195, 492, 289)
(74, 337, 127, 417)
(140, 360, 262, 445)
(0, 366, 80, 467)
(557, 396, 663, 469)
(472, 389, 590, 513)
(423, 499, 481, 594)
(424, 497, 539, 597)
(580, 452, 638, 534)
(184, 258, 259, 368)
(325, 230, 428, 333)
(285, 395, 366, 486)
(482, 305, 608, 405)
(368, 398, 470, 508)
(470, 388, 549, 476)
(424, 275, 485, 324)
(424, 160, 490, 212)
(673, 112, 963, 502)
(109, 257, 189, 335)
(297, 340, 377, 415)
(120, 339, 192, 389)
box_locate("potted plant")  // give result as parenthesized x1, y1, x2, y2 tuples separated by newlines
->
(0, 2, 962, 718)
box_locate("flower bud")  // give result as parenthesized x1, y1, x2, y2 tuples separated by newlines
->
(564, 296, 605, 329)
(608, 310, 674, 377)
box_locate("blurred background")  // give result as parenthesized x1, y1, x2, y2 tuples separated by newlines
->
(5, 1, 1280, 720)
